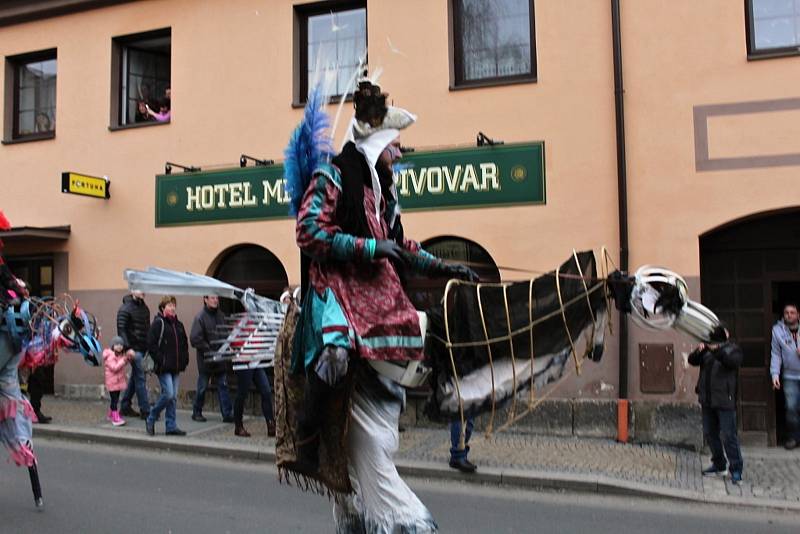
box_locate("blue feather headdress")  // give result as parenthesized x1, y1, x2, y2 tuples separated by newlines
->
(284, 85, 334, 217)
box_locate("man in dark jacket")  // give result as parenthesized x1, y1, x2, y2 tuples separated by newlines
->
(145, 296, 189, 436)
(117, 290, 151, 418)
(190, 296, 233, 422)
(688, 326, 744, 484)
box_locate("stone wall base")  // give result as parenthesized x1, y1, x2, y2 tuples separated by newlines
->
(59, 383, 702, 449)
(402, 396, 703, 450)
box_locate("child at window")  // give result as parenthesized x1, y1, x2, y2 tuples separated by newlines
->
(103, 336, 134, 426)
(145, 98, 171, 122)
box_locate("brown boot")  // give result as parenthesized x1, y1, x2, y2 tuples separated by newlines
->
(267, 420, 276, 437)
(234, 424, 251, 437)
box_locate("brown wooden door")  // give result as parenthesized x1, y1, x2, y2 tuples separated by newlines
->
(767, 278, 800, 445)
(700, 209, 800, 446)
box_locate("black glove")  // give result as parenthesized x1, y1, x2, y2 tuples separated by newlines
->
(374, 240, 405, 262)
(444, 263, 480, 282)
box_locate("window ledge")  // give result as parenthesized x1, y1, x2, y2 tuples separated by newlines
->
(292, 93, 354, 109)
(450, 76, 537, 92)
(747, 47, 800, 61)
(2, 132, 55, 145)
(109, 120, 170, 132)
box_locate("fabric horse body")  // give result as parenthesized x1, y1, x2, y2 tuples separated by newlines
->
(425, 251, 608, 422)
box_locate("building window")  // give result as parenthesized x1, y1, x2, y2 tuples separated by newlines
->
(296, 1, 366, 102)
(111, 28, 171, 127)
(4, 49, 57, 141)
(747, 0, 800, 57)
(452, 0, 536, 88)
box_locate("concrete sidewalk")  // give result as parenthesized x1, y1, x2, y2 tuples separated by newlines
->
(31, 397, 800, 512)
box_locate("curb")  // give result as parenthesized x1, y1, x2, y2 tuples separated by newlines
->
(34, 426, 800, 513)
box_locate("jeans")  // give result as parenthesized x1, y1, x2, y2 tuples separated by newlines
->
(784, 377, 800, 441)
(233, 368, 274, 425)
(148, 373, 180, 432)
(449, 416, 475, 461)
(193, 372, 232, 418)
(121, 351, 150, 413)
(702, 407, 743, 474)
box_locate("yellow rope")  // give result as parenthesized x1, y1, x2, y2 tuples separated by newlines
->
(442, 279, 467, 451)
(494, 356, 582, 434)
(554, 264, 580, 375)
(502, 284, 518, 425)
(428, 282, 605, 349)
(476, 284, 497, 434)
(573, 249, 598, 361)
(600, 246, 616, 336)
(528, 279, 536, 409)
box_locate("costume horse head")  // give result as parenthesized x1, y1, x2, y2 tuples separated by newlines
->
(20, 297, 102, 369)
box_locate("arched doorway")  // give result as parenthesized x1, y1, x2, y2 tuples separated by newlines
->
(211, 244, 289, 300)
(405, 236, 501, 310)
(210, 244, 289, 396)
(700, 208, 800, 446)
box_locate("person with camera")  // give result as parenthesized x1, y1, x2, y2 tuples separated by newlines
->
(145, 296, 189, 436)
(190, 295, 233, 423)
(688, 325, 744, 484)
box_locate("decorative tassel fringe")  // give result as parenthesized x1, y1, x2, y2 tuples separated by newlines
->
(0, 398, 37, 423)
(7, 442, 36, 467)
(277, 465, 351, 501)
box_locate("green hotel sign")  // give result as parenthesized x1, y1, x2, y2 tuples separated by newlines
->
(155, 142, 545, 227)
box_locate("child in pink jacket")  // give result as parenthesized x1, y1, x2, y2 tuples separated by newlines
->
(103, 336, 134, 426)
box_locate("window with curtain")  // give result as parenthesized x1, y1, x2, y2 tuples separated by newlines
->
(747, 0, 800, 56)
(9, 50, 57, 140)
(297, 2, 366, 102)
(452, 0, 536, 87)
(113, 28, 171, 126)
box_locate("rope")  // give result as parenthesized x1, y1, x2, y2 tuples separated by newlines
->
(452, 259, 608, 283)
(428, 282, 605, 349)
(600, 246, 616, 336)
(502, 284, 518, 425)
(442, 278, 467, 451)
(573, 249, 598, 361)
(494, 355, 581, 434)
(476, 284, 497, 434)
(528, 279, 536, 410)
(555, 263, 581, 376)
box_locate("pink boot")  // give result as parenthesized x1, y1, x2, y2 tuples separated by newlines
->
(106, 409, 114, 423)
(111, 410, 126, 427)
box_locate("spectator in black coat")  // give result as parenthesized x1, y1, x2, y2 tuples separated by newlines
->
(116, 290, 151, 418)
(688, 326, 744, 484)
(190, 296, 233, 422)
(145, 296, 189, 437)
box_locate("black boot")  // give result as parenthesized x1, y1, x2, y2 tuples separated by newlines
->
(34, 412, 52, 424)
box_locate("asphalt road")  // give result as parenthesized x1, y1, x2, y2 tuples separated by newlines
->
(1, 439, 798, 533)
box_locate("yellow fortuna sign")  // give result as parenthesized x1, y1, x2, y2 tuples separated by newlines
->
(61, 172, 110, 199)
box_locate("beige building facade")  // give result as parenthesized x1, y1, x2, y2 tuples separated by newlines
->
(0, 0, 797, 445)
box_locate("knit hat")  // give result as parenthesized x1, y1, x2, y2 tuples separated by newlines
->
(110, 336, 125, 348)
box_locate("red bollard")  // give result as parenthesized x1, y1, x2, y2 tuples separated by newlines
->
(617, 399, 629, 443)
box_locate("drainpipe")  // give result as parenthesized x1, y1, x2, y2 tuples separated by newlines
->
(611, 0, 630, 403)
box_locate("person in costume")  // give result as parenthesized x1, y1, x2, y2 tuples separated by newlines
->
(289, 78, 475, 533)
(0, 210, 44, 507)
(0, 211, 37, 466)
